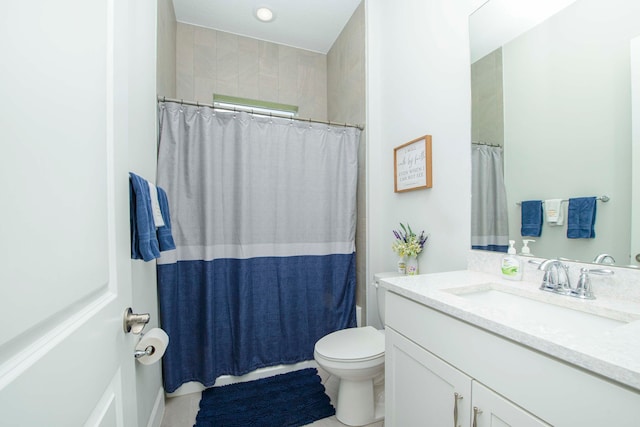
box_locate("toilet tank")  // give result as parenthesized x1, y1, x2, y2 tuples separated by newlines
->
(373, 272, 402, 326)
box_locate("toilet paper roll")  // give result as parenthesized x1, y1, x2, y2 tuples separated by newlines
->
(135, 328, 169, 365)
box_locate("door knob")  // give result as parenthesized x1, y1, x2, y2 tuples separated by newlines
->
(123, 307, 150, 334)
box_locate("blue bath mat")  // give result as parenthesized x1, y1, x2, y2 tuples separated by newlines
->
(194, 368, 335, 427)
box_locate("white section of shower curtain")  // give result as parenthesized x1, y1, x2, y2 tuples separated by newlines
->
(471, 145, 509, 249)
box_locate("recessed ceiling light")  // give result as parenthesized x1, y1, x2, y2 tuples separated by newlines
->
(255, 7, 275, 23)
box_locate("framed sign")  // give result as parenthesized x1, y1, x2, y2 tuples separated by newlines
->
(394, 135, 432, 192)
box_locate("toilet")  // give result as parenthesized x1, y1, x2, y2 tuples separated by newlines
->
(314, 273, 392, 426)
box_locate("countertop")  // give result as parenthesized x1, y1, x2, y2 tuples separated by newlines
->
(379, 270, 640, 392)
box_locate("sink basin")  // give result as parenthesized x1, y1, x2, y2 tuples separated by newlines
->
(446, 284, 634, 336)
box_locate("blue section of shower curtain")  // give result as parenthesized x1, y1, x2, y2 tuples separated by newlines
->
(471, 244, 508, 252)
(158, 254, 356, 393)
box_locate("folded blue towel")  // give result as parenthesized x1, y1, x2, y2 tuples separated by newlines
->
(520, 200, 543, 237)
(567, 197, 597, 239)
(156, 186, 176, 251)
(130, 172, 161, 261)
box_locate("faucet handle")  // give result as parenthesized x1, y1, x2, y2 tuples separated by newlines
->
(573, 268, 613, 300)
(588, 268, 614, 276)
(574, 268, 593, 299)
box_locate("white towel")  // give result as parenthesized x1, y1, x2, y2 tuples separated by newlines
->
(148, 182, 166, 228)
(545, 199, 564, 226)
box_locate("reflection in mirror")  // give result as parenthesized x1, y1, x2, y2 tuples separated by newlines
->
(470, 0, 640, 268)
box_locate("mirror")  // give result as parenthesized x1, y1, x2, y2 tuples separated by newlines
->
(470, 0, 640, 267)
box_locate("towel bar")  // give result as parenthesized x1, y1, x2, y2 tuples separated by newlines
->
(516, 195, 609, 206)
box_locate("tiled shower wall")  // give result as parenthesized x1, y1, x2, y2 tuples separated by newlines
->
(327, 2, 366, 320)
(175, 23, 328, 121)
(157, 0, 176, 98)
(470, 47, 504, 146)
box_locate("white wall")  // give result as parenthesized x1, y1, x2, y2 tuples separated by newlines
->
(365, 0, 473, 326)
(632, 36, 640, 267)
(129, 2, 165, 427)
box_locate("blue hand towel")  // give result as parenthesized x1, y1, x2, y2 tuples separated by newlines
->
(129, 172, 161, 261)
(520, 200, 543, 237)
(567, 197, 597, 239)
(156, 186, 176, 251)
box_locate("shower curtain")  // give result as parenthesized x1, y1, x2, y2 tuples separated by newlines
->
(471, 145, 509, 252)
(156, 101, 360, 393)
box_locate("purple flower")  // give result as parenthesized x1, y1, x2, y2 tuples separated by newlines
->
(392, 223, 429, 257)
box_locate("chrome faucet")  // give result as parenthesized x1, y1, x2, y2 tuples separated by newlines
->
(537, 260, 614, 299)
(593, 253, 616, 265)
(538, 259, 571, 294)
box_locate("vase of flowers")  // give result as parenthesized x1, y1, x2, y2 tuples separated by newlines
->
(392, 223, 428, 275)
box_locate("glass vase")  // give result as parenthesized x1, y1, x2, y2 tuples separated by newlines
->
(406, 256, 419, 275)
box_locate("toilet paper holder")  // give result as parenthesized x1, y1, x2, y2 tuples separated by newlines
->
(123, 307, 150, 334)
(134, 345, 156, 359)
(133, 327, 169, 364)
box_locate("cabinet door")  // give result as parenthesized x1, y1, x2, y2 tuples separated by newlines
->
(472, 381, 551, 427)
(386, 328, 472, 427)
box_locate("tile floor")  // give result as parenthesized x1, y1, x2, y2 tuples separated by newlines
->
(160, 367, 385, 427)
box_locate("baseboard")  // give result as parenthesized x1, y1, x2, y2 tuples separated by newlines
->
(146, 387, 165, 427)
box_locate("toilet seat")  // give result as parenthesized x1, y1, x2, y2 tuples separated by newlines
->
(315, 326, 384, 362)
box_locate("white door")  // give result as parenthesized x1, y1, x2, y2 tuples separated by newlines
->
(0, 0, 138, 425)
(631, 36, 640, 267)
(386, 329, 472, 427)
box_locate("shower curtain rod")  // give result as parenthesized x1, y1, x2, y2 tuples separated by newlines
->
(472, 141, 502, 147)
(157, 96, 364, 131)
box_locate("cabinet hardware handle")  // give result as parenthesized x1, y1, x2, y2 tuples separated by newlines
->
(472, 406, 483, 427)
(453, 392, 463, 427)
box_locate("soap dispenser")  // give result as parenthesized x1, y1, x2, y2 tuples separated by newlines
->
(501, 240, 523, 280)
(521, 239, 535, 256)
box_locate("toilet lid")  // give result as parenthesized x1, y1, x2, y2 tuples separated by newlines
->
(315, 326, 384, 361)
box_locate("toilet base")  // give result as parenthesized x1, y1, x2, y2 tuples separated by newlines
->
(335, 377, 384, 426)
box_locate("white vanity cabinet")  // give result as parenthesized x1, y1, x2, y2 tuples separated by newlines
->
(385, 291, 640, 426)
(471, 381, 549, 426)
(386, 328, 472, 426)
(387, 329, 549, 426)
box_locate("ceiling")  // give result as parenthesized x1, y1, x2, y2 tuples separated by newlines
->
(171, 0, 362, 54)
